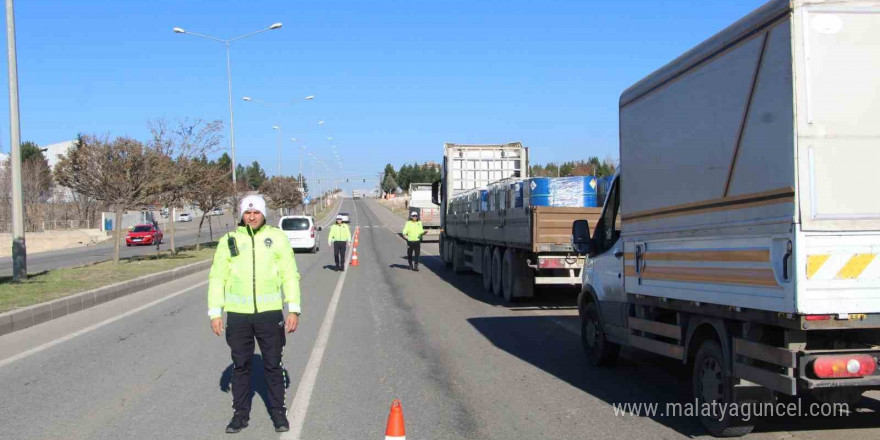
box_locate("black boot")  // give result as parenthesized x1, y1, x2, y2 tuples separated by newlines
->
(271, 410, 290, 432)
(225, 412, 249, 434)
(414, 263, 419, 272)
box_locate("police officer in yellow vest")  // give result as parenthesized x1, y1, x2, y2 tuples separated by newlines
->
(326, 215, 352, 271)
(208, 195, 301, 434)
(402, 211, 426, 271)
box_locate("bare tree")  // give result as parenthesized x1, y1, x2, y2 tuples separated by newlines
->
(260, 176, 303, 214)
(188, 162, 234, 250)
(148, 118, 222, 254)
(54, 135, 162, 263)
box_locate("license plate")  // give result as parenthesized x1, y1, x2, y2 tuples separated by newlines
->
(132, 238, 142, 242)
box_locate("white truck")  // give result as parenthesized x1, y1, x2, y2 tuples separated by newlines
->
(434, 143, 602, 301)
(571, 0, 880, 436)
(408, 183, 441, 229)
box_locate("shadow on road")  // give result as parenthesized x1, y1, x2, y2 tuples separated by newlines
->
(219, 355, 290, 416)
(389, 264, 411, 271)
(467, 315, 880, 437)
(323, 264, 340, 272)
(418, 251, 579, 310)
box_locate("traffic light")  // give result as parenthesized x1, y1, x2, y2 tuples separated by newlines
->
(346, 179, 349, 182)
(363, 179, 366, 183)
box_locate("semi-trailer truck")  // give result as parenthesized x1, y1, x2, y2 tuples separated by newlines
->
(571, 0, 880, 436)
(433, 143, 602, 301)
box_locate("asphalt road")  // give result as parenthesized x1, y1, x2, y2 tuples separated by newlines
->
(1, 199, 877, 439)
(0, 213, 238, 277)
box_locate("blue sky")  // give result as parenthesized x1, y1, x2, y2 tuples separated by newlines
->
(0, 0, 768, 189)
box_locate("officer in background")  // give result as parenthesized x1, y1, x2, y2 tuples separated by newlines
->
(327, 215, 351, 271)
(208, 194, 301, 434)
(402, 211, 426, 271)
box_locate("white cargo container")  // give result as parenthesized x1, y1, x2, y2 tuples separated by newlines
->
(408, 183, 441, 228)
(571, 0, 880, 436)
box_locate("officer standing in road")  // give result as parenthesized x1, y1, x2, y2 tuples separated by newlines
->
(327, 215, 351, 271)
(402, 211, 426, 271)
(208, 194, 301, 434)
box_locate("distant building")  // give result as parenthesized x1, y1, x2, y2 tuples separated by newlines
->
(423, 161, 440, 169)
(41, 140, 75, 170)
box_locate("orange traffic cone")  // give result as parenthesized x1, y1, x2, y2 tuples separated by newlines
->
(350, 247, 360, 267)
(385, 399, 405, 440)
(354, 235, 360, 247)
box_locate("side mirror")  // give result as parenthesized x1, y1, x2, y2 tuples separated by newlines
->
(317, 226, 323, 232)
(571, 219, 591, 255)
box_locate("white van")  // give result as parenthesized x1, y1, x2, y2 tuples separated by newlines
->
(572, 1, 880, 436)
(279, 216, 321, 253)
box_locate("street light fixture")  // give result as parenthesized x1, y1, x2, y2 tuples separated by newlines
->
(272, 125, 282, 175)
(173, 22, 282, 187)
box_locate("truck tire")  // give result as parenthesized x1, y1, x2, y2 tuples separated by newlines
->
(692, 340, 756, 437)
(491, 247, 503, 297)
(581, 302, 619, 367)
(441, 237, 452, 268)
(482, 246, 493, 292)
(502, 248, 515, 302)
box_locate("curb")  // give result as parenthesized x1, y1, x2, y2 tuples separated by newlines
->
(0, 259, 213, 338)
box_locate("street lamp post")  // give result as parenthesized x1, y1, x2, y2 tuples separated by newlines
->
(6, 0, 25, 280)
(272, 125, 281, 175)
(173, 22, 282, 188)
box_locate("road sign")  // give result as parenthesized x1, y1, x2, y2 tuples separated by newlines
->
(304, 197, 311, 205)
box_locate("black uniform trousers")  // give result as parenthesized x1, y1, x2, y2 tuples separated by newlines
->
(333, 241, 347, 269)
(225, 310, 286, 414)
(406, 240, 421, 267)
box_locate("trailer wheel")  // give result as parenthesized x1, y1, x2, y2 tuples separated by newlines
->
(441, 237, 452, 268)
(482, 246, 493, 292)
(502, 248, 515, 303)
(581, 302, 619, 367)
(491, 247, 503, 297)
(692, 340, 756, 437)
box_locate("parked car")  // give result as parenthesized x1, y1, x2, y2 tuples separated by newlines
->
(178, 213, 193, 222)
(126, 224, 163, 247)
(338, 212, 351, 223)
(279, 216, 321, 253)
(210, 208, 223, 216)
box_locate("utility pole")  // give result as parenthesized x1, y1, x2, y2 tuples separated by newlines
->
(6, 0, 26, 281)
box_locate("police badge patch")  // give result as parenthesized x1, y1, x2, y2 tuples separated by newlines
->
(264, 238, 273, 248)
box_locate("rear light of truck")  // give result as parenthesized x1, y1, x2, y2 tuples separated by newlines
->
(311, 226, 316, 238)
(812, 354, 877, 378)
(805, 315, 832, 321)
(538, 258, 581, 269)
(538, 258, 564, 269)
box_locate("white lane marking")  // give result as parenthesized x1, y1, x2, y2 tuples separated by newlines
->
(0, 280, 208, 369)
(284, 205, 355, 440)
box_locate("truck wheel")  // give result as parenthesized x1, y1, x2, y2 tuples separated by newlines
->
(482, 247, 493, 292)
(491, 247, 503, 297)
(581, 302, 619, 367)
(441, 237, 452, 268)
(692, 340, 756, 437)
(502, 248, 515, 303)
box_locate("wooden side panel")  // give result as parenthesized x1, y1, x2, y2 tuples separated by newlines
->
(533, 207, 602, 252)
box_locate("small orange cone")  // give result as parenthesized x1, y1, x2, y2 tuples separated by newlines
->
(385, 399, 405, 440)
(350, 247, 360, 267)
(354, 235, 360, 247)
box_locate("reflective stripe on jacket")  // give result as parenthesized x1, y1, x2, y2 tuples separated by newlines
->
(327, 223, 351, 246)
(208, 224, 301, 319)
(402, 220, 425, 242)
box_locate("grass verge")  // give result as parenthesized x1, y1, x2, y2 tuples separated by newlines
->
(0, 243, 218, 313)
(377, 198, 409, 218)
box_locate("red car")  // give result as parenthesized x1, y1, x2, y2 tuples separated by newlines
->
(126, 224, 163, 246)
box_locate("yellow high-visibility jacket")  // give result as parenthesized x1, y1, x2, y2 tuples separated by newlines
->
(208, 224, 301, 319)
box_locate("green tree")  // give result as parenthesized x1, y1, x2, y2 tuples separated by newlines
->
(217, 153, 232, 175)
(382, 174, 398, 194)
(245, 161, 267, 189)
